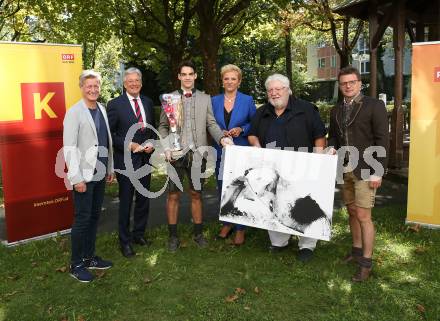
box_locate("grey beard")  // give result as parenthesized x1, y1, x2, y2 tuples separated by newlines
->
(270, 98, 287, 109)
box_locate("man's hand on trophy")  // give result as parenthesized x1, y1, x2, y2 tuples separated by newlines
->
(220, 136, 234, 147)
(143, 142, 155, 154)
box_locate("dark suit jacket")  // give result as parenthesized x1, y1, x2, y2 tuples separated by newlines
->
(107, 93, 156, 170)
(211, 91, 257, 160)
(327, 94, 389, 179)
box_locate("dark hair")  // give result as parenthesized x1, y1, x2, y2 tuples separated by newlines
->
(338, 66, 361, 81)
(178, 60, 197, 74)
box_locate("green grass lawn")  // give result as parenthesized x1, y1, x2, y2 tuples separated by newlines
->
(1, 205, 439, 321)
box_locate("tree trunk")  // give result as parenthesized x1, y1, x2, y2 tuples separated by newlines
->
(196, 2, 220, 95)
(169, 48, 184, 90)
(339, 51, 350, 69)
(377, 43, 385, 94)
(200, 32, 220, 95)
(285, 29, 292, 83)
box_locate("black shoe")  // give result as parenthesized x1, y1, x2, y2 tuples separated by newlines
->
(168, 236, 180, 252)
(120, 243, 135, 258)
(193, 234, 208, 248)
(133, 236, 151, 246)
(268, 245, 289, 253)
(297, 248, 314, 262)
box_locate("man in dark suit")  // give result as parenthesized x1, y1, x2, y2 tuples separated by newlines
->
(328, 66, 389, 282)
(107, 67, 156, 258)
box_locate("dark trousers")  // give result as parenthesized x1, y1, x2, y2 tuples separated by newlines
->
(71, 179, 105, 265)
(116, 172, 151, 245)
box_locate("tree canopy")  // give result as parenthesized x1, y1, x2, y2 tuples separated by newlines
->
(0, 0, 371, 102)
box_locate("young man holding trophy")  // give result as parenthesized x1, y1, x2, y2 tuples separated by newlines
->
(158, 60, 232, 252)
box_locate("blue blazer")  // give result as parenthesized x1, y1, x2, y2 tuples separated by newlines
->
(107, 93, 156, 170)
(211, 91, 257, 160)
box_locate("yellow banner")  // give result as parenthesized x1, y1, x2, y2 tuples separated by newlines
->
(407, 42, 440, 226)
(0, 42, 82, 123)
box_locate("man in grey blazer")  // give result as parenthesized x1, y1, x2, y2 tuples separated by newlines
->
(63, 70, 115, 282)
(158, 60, 232, 252)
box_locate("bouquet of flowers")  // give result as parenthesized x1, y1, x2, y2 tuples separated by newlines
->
(160, 93, 183, 151)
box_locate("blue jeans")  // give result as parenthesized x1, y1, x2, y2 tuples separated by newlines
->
(215, 160, 244, 231)
(71, 179, 105, 265)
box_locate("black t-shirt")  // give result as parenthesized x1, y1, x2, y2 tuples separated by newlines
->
(264, 113, 288, 148)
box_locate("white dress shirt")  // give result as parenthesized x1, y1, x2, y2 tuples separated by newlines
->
(126, 93, 147, 127)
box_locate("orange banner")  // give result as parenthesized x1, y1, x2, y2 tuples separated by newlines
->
(407, 41, 440, 227)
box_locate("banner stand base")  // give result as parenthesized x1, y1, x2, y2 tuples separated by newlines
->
(1, 228, 71, 247)
(405, 220, 440, 230)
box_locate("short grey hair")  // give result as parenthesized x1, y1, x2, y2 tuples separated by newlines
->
(265, 73, 292, 95)
(79, 70, 101, 87)
(124, 67, 142, 82)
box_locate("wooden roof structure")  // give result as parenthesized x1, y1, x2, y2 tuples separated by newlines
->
(333, 0, 440, 168)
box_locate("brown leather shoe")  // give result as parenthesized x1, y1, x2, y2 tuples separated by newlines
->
(342, 253, 360, 264)
(233, 230, 245, 246)
(352, 266, 372, 282)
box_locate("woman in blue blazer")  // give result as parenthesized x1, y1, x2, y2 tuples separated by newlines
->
(211, 64, 257, 245)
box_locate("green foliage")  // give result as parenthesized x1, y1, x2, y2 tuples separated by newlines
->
(1, 205, 439, 320)
(0, 0, 42, 41)
(94, 36, 123, 103)
(315, 100, 334, 125)
(32, 0, 115, 68)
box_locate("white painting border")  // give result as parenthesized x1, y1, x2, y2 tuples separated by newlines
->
(219, 145, 338, 241)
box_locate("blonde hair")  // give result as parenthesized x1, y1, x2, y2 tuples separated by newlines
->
(79, 70, 101, 87)
(220, 64, 242, 81)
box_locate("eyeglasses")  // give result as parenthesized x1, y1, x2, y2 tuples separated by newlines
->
(267, 87, 286, 94)
(339, 80, 360, 87)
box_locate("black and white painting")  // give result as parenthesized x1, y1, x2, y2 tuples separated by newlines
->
(219, 146, 338, 241)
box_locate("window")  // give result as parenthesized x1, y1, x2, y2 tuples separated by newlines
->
(361, 61, 370, 74)
(357, 36, 369, 55)
(318, 57, 326, 68)
(331, 55, 337, 68)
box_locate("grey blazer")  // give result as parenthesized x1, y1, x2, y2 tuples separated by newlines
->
(158, 90, 223, 149)
(63, 99, 114, 185)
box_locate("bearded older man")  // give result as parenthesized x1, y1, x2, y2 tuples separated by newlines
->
(247, 73, 327, 262)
